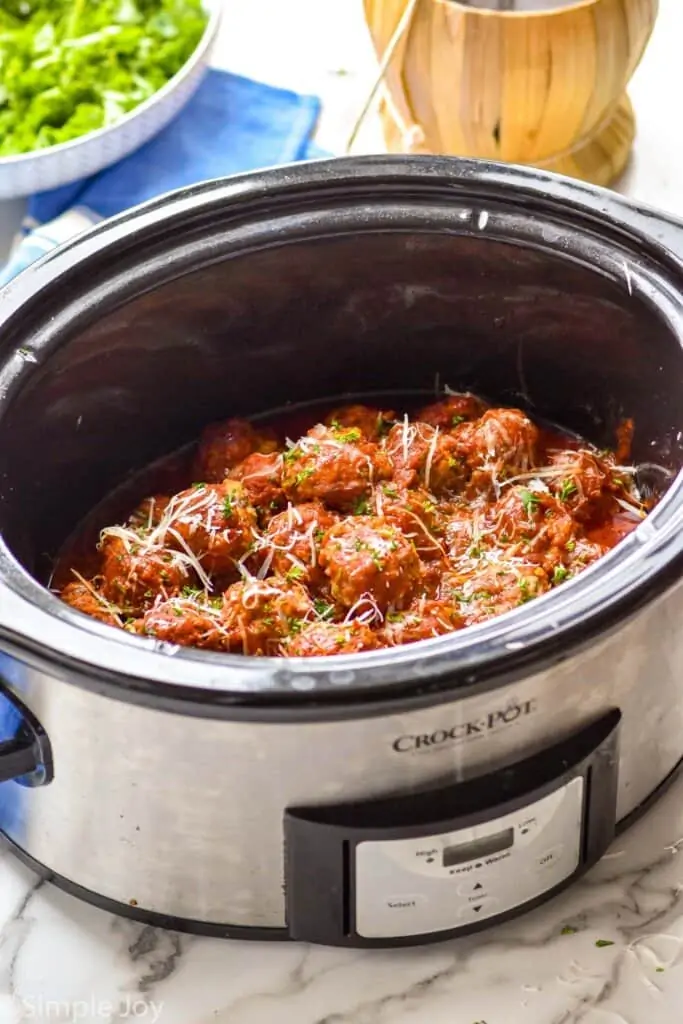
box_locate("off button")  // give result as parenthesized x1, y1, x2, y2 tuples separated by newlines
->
(536, 845, 564, 871)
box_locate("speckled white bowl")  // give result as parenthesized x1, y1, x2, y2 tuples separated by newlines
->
(0, 0, 221, 200)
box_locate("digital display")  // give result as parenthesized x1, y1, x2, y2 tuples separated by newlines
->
(442, 827, 515, 867)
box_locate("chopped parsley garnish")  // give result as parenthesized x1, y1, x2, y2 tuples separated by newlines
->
(353, 497, 371, 515)
(192, 481, 206, 490)
(520, 489, 540, 516)
(561, 925, 577, 935)
(294, 467, 314, 485)
(288, 618, 304, 635)
(451, 414, 465, 426)
(595, 939, 614, 948)
(566, 540, 576, 552)
(313, 599, 334, 621)
(223, 495, 235, 518)
(285, 564, 305, 581)
(333, 426, 361, 443)
(559, 479, 577, 502)
(552, 565, 569, 584)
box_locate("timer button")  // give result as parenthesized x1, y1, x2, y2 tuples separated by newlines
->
(457, 880, 489, 898)
(458, 896, 499, 919)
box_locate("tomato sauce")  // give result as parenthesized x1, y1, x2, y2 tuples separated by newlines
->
(53, 394, 652, 658)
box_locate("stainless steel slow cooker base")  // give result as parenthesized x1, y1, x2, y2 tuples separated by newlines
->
(5, 746, 680, 943)
(2, 156, 683, 946)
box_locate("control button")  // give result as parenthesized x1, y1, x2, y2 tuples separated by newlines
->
(535, 845, 565, 871)
(384, 895, 425, 912)
(458, 896, 499, 918)
(457, 880, 488, 898)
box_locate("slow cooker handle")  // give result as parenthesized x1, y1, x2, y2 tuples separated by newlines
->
(0, 679, 52, 786)
(0, 736, 39, 783)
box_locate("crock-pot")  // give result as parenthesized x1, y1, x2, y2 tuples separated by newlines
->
(1, 156, 683, 948)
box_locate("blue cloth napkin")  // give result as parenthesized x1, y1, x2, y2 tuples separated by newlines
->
(0, 68, 324, 286)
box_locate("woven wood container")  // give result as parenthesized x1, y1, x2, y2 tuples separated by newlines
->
(361, 0, 658, 186)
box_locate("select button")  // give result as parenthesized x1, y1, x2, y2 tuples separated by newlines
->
(385, 894, 425, 911)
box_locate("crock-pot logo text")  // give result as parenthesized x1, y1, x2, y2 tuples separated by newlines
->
(392, 699, 537, 753)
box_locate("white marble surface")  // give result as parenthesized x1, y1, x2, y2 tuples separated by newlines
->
(4, 1, 683, 1021)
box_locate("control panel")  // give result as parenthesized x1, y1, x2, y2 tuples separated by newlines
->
(284, 709, 620, 947)
(355, 777, 582, 938)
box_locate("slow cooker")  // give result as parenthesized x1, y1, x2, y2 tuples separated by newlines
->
(1, 156, 683, 948)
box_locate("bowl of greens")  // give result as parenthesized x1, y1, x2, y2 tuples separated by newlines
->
(0, 0, 220, 199)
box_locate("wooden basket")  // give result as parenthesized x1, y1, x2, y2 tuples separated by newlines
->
(361, 0, 658, 186)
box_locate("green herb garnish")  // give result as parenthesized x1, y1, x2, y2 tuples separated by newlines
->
(353, 497, 371, 515)
(294, 467, 314, 485)
(595, 939, 615, 948)
(285, 564, 305, 581)
(552, 565, 569, 584)
(561, 925, 577, 935)
(520, 489, 540, 516)
(223, 495, 235, 518)
(0, 0, 208, 157)
(451, 414, 465, 427)
(332, 426, 361, 443)
(559, 479, 577, 502)
(313, 599, 334, 620)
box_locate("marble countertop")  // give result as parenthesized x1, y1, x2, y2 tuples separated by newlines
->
(4, 1, 683, 1021)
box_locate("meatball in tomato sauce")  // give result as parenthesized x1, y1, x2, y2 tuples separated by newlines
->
(281, 424, 392, 510)
(195, 418, 278, 483)
(319, 516, 421, 612)
(56, 395, 653, 658)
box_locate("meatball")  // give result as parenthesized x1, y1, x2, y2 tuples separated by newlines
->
(60, 578, 121, 626)
(221, 577, 314, 655)
(195, 418, 278, 483)
(324, 404, 395, 440)
(378, 485, 447, 560)
(319, 516, 421, 611)
(229, 451, 285, 516)
(127, 494, 171, 531)
(382, 598, 463, 646)
(139, 595, 227, 650)
(442, 561, 550, 625)
(454, 408, 539, 492)
(285, 619, 379, 657)
(261, 502, 339, 587)
(100, 534, 192, 613)
(416, 393, 487, 430)
(281, 425, 392, 510)
(166, 481, 257, 577)
(486, 485, 564, 545)
(547, 450, 617, 521)
(384, 420, 466, 494)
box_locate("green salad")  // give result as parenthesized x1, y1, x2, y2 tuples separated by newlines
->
(0, 0, 209, 156)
